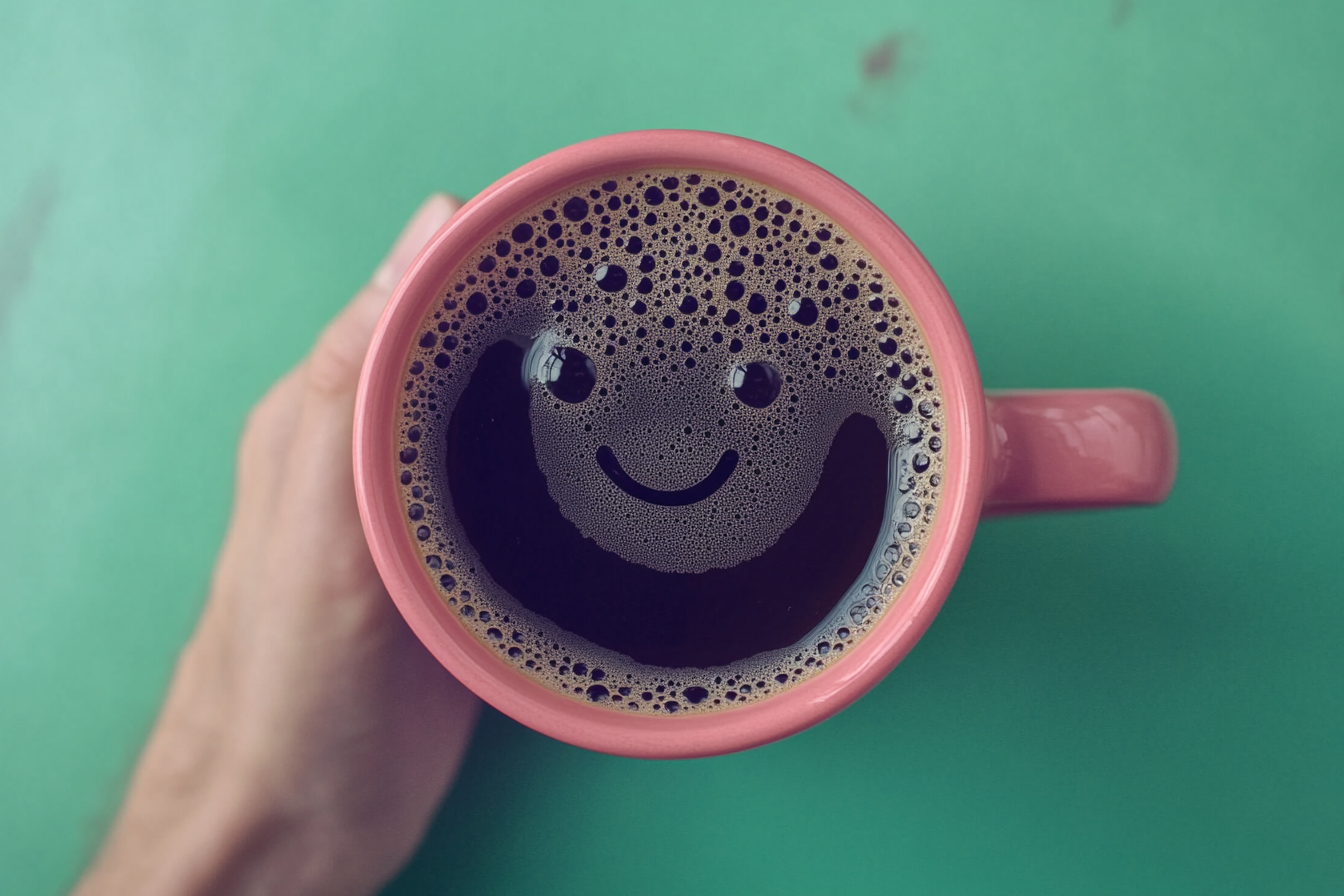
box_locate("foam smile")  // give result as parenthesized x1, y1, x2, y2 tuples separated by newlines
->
(595, 445, 739, 507)
(443, 338, 890, 668)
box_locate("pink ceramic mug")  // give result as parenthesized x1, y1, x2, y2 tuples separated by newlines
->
(353, 131, 1177, 759)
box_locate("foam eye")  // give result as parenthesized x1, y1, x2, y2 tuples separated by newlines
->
(541, 347, 597, 403)
(731, 362, 781, 408)
(787, 296, 818, 325)
(593, 263, 627, 292)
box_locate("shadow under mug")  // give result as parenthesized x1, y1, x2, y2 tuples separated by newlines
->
(353, 130, 1177, 759)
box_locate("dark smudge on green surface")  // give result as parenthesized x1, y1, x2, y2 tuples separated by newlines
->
(0, 169, 58, 340)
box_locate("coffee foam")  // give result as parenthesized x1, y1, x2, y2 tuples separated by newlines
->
(396, 171, 946, 714)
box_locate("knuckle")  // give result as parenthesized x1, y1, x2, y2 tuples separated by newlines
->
(305, 318, 366, 397)
(236, 399, 279, 479)
(236, 372, 298, 478)
(241, 387, 281, 436)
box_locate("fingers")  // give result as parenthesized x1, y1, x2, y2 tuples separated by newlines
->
(267, 194, 461, 609)
(306, 193, 462, 399)
(218, 195, 460, 602)
(236, 193, 459, 502)
(235, 370, 303, 511)
(213, 369, 305, 601)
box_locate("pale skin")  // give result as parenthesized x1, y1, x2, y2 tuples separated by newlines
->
(72, 194, 481, 896)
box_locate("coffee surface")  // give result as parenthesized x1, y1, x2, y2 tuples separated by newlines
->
(396, 170, 947, 713)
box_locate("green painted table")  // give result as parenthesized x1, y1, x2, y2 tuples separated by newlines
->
(2, 2, 1341, 893)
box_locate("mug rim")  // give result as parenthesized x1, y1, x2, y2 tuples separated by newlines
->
(354, 130, 988, 758)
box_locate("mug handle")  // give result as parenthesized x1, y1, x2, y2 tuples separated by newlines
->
(982, 389, 1177, 516)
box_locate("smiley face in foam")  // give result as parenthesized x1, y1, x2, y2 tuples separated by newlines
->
(397, 170, 947, 713)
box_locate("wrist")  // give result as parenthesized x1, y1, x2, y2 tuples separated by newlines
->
(72, 647, 357, 896)
(75, 754, 360, 896)
(73, 765, 262, 896)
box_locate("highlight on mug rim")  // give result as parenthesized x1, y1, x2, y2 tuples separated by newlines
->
(353, 130, 988, 758)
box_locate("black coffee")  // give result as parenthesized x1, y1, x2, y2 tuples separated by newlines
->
(396, 170, 946, 714)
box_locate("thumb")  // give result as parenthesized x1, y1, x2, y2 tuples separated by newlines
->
(307, 193, 462, 397)
(369, 193, 463, 297)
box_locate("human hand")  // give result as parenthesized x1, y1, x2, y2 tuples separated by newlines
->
(73, 194, 480, 896)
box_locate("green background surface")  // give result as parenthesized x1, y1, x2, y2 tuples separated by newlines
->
(2, 1, 1341, 893)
